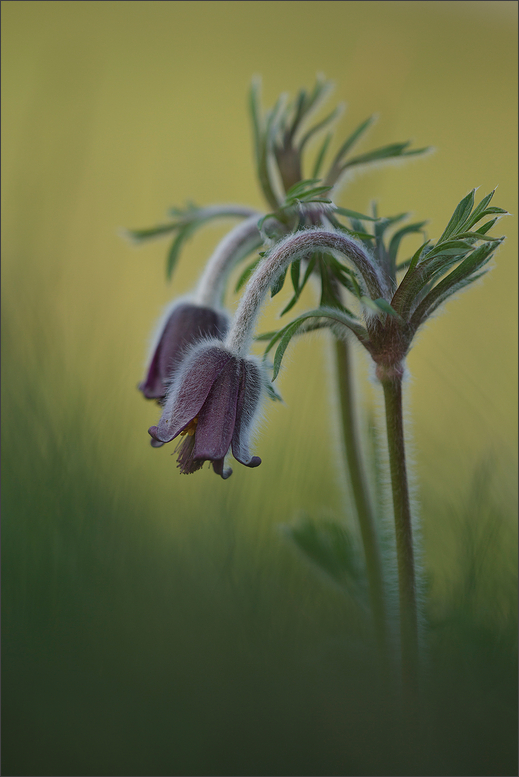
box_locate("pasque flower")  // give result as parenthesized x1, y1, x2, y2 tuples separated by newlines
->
(139, 301, 229, 402)
(148, 341, 262, 478)
(130, 73, 510, 718)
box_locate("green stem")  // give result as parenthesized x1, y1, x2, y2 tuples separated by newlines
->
(380, 372, 419, 702)
(334, 337, 387, 652)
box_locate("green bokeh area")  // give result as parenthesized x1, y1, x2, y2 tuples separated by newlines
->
(2, 2, 517, 775)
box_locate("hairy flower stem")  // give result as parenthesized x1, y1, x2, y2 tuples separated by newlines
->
(380, 371, 420, 705)
(194, 214, 263, 308)
(334, 337, 388, 655)
(226, 230, 385, 357)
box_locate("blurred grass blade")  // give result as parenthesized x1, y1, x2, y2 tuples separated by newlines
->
(282, 516, 366, 596)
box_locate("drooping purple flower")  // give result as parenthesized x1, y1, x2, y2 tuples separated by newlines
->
(148, 341, 263, 478)
(139, 301, 229, 402)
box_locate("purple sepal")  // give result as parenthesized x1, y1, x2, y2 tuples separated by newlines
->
(231, 358, 263, 468)
(140, 302, 229, 401)
(151, 344, 232, 443)
(212, 458, 233, 480)
(192, 357, 240, 461)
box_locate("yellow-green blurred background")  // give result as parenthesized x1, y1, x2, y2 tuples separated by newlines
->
(2, 2, 517, 775)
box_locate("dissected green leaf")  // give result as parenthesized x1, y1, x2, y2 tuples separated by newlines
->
(460, 189, 500, 232)
(467, 188, 495, 218)
(360, 296, 402, 321)
(372, 297, 404, 321)
(279, 253, 318, 316)
(395, 256, 414, 272)
(382, 236, 435, 318)
(437, 189, 476, 243)
(285, 178, 321, 199)
(374, 213, 408, 240)
(284, 179, 333, 206)
(265, 380, 283, 402)
(318, 257, 335, 308)
(449, 230, 502, 243)
(311, 132, 333, 179)
(345, 217, 377, 252)
(403, 241, 484, 312)
(341, 142, 430, 172)
(271, 319, 306, 379)
(324, 256, 363, 300)
(324, 114, 377, 184)
(300, 252, 319, 288)
(234, 255, 263, 293)
(279, 293, 301, 317)
(288, 88, 307, 140)
(392, 231, 483, 319)
(463, 206, 508, 232)
(263, 96, 286, 210)
(415, 269, 490, 324)
(256, 212, 276, 231)
(301, 75, 331, 121)
(285, 76, 334, 145)
(250, 79, 284, 211)
(388, 221, 428, 266)
(410, 239, 502, 329)
(336, 227, 377, 242)
(474, 218, 499, 235)
(254, 329, 280, 342)
(166, 222, 199, 280)
(289, 189, 332, 205)
(249, 78, 263, 170)
(333, 189, 502, 326)
(265, 317, 304, 382)
(438, 238, 500, 288)
(271, 266, 288, 297)
(299, 105, 342, 152)
(290, 258, 301, 293)
(271, 77, 338, 193)
(333, 206, 378, 221)
(127, 202, 264, 282)
(167, 201, 197, 217)
(124, 223, 180, 243)
(265, 306, 369, 379)
(423, 238, 475, 259)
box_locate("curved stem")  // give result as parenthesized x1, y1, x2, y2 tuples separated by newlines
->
(226, 230, 386, 356)
(380, 372, 420, 704)
(334, 337, 388, 652)
(194, 214, 264, 308)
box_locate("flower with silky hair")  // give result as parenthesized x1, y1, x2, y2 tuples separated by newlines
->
(148, 340, 263, 478)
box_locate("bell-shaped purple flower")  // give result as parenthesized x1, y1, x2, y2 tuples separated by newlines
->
(139, 301, 229, 402)
(148, 341, 263, 479)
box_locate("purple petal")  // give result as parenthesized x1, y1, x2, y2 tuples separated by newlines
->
(154, 344, 232, 443)
(192, 357, 241, 462)
(231, 357, 262, 468)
